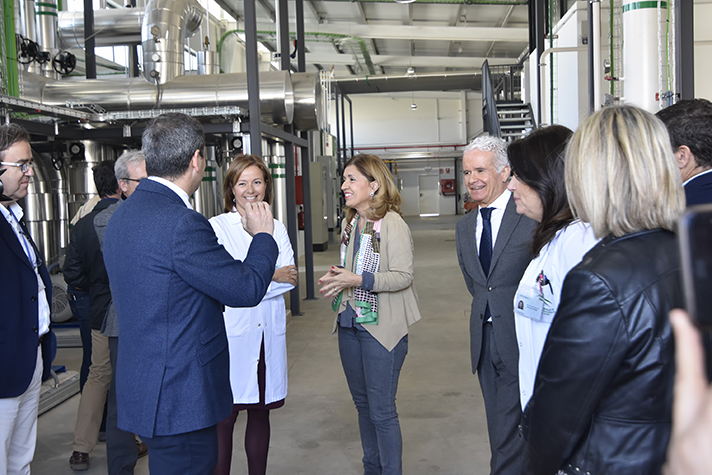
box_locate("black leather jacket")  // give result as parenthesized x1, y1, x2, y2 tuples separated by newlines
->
(522, 229, 683, 475)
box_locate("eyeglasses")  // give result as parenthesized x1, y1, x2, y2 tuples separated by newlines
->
(0, 160, 34, 173)
(121, 177, 141, 183)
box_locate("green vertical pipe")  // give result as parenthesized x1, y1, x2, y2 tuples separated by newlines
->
(610, 0, 614, 95)
(3, 0, 19, 97)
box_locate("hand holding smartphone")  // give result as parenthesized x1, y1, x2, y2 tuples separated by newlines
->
(680, 204, 712, 330)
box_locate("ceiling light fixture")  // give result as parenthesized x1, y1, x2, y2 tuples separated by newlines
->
(394, 0, 416, 4)
(406, 66, 416, 77)
(411, 91, 418, 111)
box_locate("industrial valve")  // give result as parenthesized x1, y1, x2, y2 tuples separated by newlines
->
(16, 35, 40, 64)
(52, 51, 77, 76)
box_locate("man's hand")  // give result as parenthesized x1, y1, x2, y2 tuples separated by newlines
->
(243, 201, 274, 236)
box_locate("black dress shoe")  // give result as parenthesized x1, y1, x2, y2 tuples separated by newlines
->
(69, 451, 89, 471)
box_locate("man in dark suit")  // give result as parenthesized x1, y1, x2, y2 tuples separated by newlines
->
(64, 161, 121, 470)
(658, 99, 712, 382)
(455, 135, 535, 475)
(103, 113, 278, 474)
(0, 123, 53, 473)
(657, 98, 712, 206)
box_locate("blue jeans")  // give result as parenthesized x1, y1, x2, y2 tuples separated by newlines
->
(338, 327, 408, 475)
(67, 287, 91, 391)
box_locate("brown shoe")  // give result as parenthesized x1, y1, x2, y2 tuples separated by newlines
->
(135, 439, 148, 458)
(69, 451, 89, 471)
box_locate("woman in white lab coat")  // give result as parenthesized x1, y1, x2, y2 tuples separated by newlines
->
(209, 155, 297, 475)
(507, 126, 599, 411)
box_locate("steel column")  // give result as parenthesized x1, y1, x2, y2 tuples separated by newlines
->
(676, 0, 694, 99)
(83, 0, 96, 78)
(244, 0, 262, 155)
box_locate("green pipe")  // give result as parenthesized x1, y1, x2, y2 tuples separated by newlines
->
(3, 0, 19, 97)
(665, 1, 671, 93)
(610, 0, 614, 95)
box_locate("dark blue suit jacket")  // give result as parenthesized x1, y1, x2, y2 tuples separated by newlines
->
(684, 171, 712, 206)
(103, 179, 278, 437)
(0, 208, 52, 398)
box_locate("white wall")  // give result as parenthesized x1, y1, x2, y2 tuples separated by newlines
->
(325, 92, 478, 216)
(695, 3, 712, 101)
(336, 91, 481, 148)
(395, 158, 459, 217)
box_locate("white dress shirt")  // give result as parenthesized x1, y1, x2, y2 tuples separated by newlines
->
(148, 176, 193, 209)
(209, 211, 295, 404)
(0, 202, 50, 336)
(514, 220, 599, 410)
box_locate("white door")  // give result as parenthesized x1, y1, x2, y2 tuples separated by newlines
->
(419, 175, 440, 217)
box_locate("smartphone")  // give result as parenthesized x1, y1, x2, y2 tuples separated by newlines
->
(680, 204, 712, 330)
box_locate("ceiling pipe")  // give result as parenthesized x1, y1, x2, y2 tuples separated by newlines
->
(58, 8, 145, 48)
(336, 71, 484, 94)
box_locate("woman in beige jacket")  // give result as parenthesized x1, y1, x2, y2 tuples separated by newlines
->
(319, 154, 421, 475)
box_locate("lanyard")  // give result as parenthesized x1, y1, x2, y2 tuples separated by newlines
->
(8, 208, 39, 270)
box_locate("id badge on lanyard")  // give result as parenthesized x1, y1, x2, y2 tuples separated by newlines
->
(515, 285, 545, 321)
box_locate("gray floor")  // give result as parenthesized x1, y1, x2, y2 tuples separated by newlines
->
(32, 215, 492, 474)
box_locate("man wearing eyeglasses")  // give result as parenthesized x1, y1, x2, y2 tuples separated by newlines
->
(0, 123, 52, 474)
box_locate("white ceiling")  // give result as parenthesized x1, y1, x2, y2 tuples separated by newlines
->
(215, 0, 533, 78)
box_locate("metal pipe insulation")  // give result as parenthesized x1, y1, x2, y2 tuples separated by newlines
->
(141, 0, 205, 84)
(57, 8, 144, 48)
(31, 70, 298, 125)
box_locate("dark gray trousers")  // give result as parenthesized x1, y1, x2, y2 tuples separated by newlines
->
(477, 322, 524, 475)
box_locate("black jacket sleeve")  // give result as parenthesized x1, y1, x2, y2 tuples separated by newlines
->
(521, 268, 629, 475)
(63, 226, 89, 290)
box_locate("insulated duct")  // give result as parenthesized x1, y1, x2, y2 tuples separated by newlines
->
(141, 0, 204, 84)
(58, 8, 144, 48)
(32, 70, 296, 125)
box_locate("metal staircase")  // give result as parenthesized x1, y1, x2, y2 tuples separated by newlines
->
(496, 101, 535, 142)
(482, 61, 535, 142)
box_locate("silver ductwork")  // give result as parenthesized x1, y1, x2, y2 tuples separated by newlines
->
(292, 72, 323, 131)
(26, 152, 68, 265)
(35, 0, 59, 79)
(58, 8, 144, 48)
(33, 70, 297, 125)
(141, 0, 204, 84)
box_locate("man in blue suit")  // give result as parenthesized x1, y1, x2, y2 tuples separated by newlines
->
(658, 99, 712, 383)
(103, 113, 278, 474)
(0, 123, 52, 474)
(657, 98, 712, 206)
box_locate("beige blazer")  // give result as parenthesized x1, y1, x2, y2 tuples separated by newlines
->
(332, 210, 421, 351)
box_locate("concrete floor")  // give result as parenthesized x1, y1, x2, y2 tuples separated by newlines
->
(31, 215, 493, 474)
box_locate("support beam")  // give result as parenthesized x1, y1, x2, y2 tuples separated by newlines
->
(244, 0, 262, 155)
(250, 23, 529, 42)
(305, 53, 514, 69)
(676, 0, 694, 99)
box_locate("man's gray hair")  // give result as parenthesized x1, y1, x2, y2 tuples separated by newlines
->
(114, 149, 145, 180)
(463, 135, 509, 172)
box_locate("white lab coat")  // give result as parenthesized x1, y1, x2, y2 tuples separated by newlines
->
(209, 211, 295, 404)
(514, 220, 599, 410)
